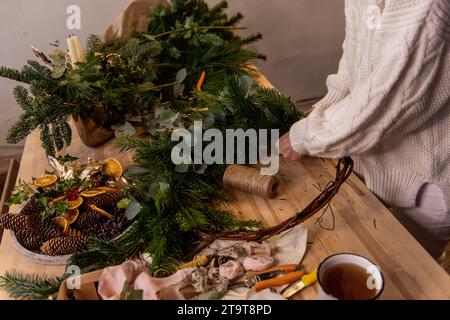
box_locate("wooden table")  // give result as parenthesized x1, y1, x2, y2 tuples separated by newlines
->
(1, 75, 450, 300)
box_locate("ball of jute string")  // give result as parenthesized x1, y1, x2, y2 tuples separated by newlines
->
(222, 165, 279, 198)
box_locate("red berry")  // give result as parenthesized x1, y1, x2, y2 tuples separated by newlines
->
(66, 187, 80, 201)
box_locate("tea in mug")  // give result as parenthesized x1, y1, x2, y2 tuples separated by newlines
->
(322, 263, 377, 300)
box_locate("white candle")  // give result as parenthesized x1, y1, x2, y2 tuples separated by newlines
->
(66, 36, 85, 69)
(66, 36, 78, 68)
(73, 36, 85, 64)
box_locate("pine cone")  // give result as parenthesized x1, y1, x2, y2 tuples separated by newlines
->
(73, 210, 105, 230)
(0, 213, 36, 232)
(20, 197, 44, 216)
(32, 221, 62, 241)
(82, 191, 122, 210)
(65, 228, 83, 237)
(15, 229, 43, 251)
(41, 235, 87, 256)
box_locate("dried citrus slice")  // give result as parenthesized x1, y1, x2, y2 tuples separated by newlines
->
(103, 158, 123, 178)
(48, 195, 66, 207)
(68, 197, 83, 210)
(94, 186, 120, 192)
(34, 175, 58, 188)
(66, 209, 80, 224)
(89, 204, 113, 219)
(80, 189, 106, 198)
(53, 216, 70, 233)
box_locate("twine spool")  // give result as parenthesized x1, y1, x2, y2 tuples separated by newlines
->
(223, 165, 279, 198)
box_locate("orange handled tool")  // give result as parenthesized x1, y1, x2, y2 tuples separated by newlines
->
(249, 264, 299, 276)
(252, 271, 305, 292)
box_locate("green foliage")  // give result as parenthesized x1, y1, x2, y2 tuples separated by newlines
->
(71, 74, 298, 272)
(6, 180, 32, 206)
(0, 271, 65, 300)
(1, 0, 301, 278)
(1, 0, 265, 157)
(146, 0, 265, 95)
(56, 154, 79, 163)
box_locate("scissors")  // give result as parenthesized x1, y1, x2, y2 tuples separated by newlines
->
(228, 264, 304, 292)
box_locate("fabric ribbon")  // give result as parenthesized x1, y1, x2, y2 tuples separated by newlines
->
(243, 254, 274, 271)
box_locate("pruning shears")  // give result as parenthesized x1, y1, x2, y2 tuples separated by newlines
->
(228, 264, 304, 292)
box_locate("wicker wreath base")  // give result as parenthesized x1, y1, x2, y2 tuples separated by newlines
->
(197, 157, 354, 243)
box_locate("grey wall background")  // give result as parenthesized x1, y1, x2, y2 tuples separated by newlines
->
(0, 0, 345, 161)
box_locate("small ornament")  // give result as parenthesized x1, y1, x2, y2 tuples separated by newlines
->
(30, 45, 53, 65)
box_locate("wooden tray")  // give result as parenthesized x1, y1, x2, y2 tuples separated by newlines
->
(57, 269, 103, 300)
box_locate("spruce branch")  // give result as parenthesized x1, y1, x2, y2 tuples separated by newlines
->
(40, 125, 56, 157)
(0, 270, 65, 300)
(13, 86, 32, 111)
(0, 66, 30, 83)
(61, 121, 72, 145)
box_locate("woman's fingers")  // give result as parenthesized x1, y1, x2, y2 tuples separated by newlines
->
(276, 133, 302, 161)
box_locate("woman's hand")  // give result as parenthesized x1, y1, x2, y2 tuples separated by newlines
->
(276, 133, 302, 161)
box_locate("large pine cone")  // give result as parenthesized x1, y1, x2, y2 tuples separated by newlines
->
(82, 191, 122, 210)
(73, 209, 106, 230)
(40, 235, 88, 256)
(0, 213, 39, 232)
(15, 229, 43, 251)
(20, 197, 44, 216)
(32, 221, 62, 242)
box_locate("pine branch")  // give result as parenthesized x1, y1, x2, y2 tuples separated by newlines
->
(61, 121, 72, 145)
(52, 125, 64, 151)
(13, 86, 32, 112)
(205, 209, 262, 232)
(6, 115, 35, 144)
(175, 208, 210, 232)
(40, 125, 56, 157)
(27, 60, 52, 78)
(0, 270, 65, 300)
(68, 237, 146, 273)
(0, 66, 30, 83)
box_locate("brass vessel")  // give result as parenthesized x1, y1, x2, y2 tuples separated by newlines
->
(72, 113, 114, 148)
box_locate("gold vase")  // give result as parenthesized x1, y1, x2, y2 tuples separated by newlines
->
(72, 114, 115, 148)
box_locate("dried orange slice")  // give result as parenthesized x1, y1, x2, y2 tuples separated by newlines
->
(53, 216, 70, 233)
(103, 158, 123, 178)
(48, 195, 66, 207)
(66, 209, 80, 224)
(89, 204, 113, 219)
(94, 186, 120, 192)
(34, 175, 58, 188)
(68, 197, 83, 210)
(80, 189, 106, 198)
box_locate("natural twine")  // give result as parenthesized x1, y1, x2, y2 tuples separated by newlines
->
(223, 165, 279, 198)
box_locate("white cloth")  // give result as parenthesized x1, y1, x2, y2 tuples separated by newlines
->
(394, 183, 450, 258)
(289, 0, 450, 210)
(200, 224, 308, 300)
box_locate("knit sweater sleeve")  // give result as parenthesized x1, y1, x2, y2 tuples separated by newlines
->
(289, 2, 450, 158)
(314, 45, 352, 110)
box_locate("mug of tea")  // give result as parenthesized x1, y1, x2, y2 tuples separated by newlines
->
(317, 253, 384, 300)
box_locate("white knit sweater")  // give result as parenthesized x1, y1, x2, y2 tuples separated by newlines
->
(289, 0, 450, 208)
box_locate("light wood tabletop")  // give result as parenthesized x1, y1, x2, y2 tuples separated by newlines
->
(1, 74, 449, 300)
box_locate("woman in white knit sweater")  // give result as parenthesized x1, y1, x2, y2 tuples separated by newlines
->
(277, 0, 450, 259)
